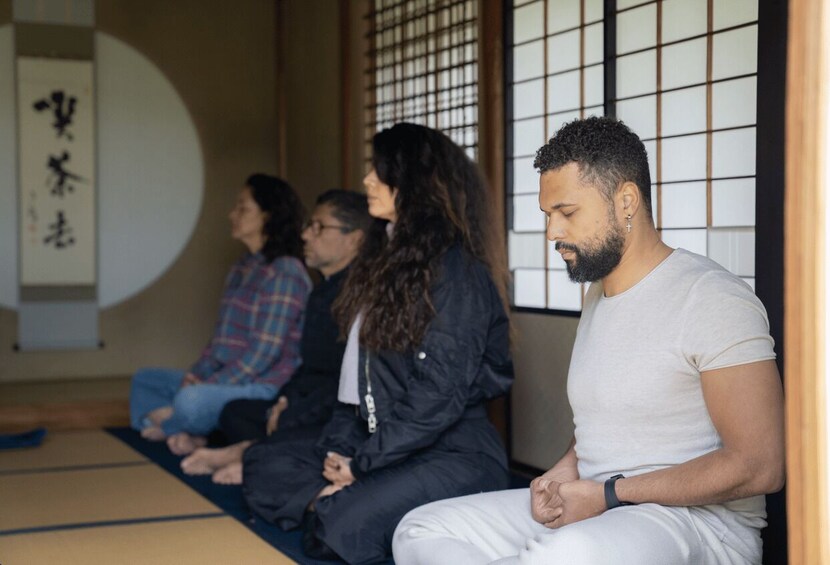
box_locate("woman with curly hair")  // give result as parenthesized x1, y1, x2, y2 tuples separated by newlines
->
(242, 124, 514, 564)
(129, 174, 311, 456)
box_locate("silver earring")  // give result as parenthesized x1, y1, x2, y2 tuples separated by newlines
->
(626, 214, 632, 233)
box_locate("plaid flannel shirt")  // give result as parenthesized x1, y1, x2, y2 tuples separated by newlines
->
(190, 253, 311, 387)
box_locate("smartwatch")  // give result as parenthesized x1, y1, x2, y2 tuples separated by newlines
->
(604, 473, 633, 509)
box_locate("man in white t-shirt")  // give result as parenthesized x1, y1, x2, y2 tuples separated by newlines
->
(391, 116, 784, 565)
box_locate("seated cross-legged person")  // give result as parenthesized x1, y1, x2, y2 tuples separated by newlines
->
(241, 123, 514, 565)
(392, 117, 785, 565)
(129, 174, 311, 456)
(180, 190, 375, 484)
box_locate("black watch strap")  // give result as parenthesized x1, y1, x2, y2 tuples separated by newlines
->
(604, 473, 632, 509)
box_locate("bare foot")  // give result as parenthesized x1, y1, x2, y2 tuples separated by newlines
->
(166, 433, 207, 456)
(212, 462, 243, 485)
(141, 426, 166, 441)
(181, 442, 251, 475)
(146, 406, 173, 426)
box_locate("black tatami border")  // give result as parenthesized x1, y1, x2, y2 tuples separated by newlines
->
(0, 512, 227, 538)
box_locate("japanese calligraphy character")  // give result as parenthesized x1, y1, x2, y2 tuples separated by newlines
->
(43, 211, 75, 249)
(33, 90, 77, 140)
(46, 151, 84, 197)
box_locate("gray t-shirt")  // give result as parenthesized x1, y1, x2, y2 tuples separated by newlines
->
(568, 248, 775, 519)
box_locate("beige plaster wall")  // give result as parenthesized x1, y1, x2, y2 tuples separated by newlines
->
(281, 0, 346, 207)
(0, 0, 280, 382)
(510, 313, 578, 470)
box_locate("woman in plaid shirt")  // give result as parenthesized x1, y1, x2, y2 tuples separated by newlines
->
(129, 174, 311, 455)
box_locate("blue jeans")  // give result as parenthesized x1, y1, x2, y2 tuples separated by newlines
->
(129, 367, 278, 436)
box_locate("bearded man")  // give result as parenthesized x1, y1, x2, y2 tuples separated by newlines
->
(391, 116, 784, 565)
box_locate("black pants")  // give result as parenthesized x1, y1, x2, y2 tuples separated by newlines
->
(218, 398, 274, 444)
(242, 432, 508, 565)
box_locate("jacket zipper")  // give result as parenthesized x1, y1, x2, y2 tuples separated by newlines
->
(364, 353, 377, 433)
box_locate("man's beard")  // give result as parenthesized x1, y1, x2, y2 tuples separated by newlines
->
(555, 222, 625, 284)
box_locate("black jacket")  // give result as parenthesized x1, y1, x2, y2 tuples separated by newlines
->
(278, 267, 348, 430)
(317, 245, 514, 477)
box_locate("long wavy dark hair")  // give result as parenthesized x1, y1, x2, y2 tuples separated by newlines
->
(333, 123, 509, 352)
(246, 173, 305, 262)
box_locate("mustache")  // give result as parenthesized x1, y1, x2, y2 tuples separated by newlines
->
(555, 242, 579, 253)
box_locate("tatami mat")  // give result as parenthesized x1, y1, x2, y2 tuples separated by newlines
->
(0, 516, 295, 565)
(0, 430, 145, 472)
(0, 464, 219, 532)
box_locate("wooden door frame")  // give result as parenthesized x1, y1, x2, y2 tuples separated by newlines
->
(785, 0, 829, 563)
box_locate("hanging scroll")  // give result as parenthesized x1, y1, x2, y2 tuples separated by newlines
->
(18, 57, 95, 286)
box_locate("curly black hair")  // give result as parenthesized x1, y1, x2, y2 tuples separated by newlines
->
(246, 173, 305, 262)
(533, 116, 653, 215)
(333, 122, 508, 352)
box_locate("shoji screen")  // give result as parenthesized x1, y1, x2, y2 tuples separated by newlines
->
(615, 0, 758, 290)
(508, 0, 605, 311)
(365, 0, 479, 160)
(507, 0, 759, 313)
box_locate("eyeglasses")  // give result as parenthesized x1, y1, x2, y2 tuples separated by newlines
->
(303, 219, 353, 237)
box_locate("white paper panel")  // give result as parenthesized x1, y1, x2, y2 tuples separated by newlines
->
(661, 181, 707, 228)
(513, 78, 544, 120)
(513, 40, 545, 82)
(584, 105, 604, 118)
(662, 38, 707, 90)
(617, 50, 656, 98)
(712, 178, 755, 227)
(617, 95, 657, 139)
(661, 134, 707, 182)
(712, 77, 757, 129)
(585, 0, 603, 22)
(714, 0, 758, 31)
(741, 277, 755, 292)
(0, 25, 16, 308)
(548, 269, 583, 311)
(644, 140, 658, 184)
(711, 127, 756, 178)
(512, 156, 539, 195)
(650, 184, 659, 225)
(514, 268, 546, 308)
(661, 228, 707, 256)
(548, 29, 580, 74)
(509, 231, 547, 270)
(548, 0, 580, 34)
(548, 240, 567, 269)
(617, 0, 645, 8)
(584, 23, 604, 65)
(513, 193, 545, 232)
(584, 65, 604, 108)
(712, 25, 758, 81)
(513, 117, 545, 156)
(617, 3, 656, 55)
(661, 86, 707, 137)
(548, 110, 581, 137)
(513, 1, 545, 44)
(708, 227, 755, 277)
(662, 0, 707, 43)
(548, 70, 581, 113)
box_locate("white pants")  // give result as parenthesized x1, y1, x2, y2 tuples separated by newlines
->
(392, 489, 762, 565)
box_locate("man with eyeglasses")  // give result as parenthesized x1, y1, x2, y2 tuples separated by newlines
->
(181, 189, 375, 484)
